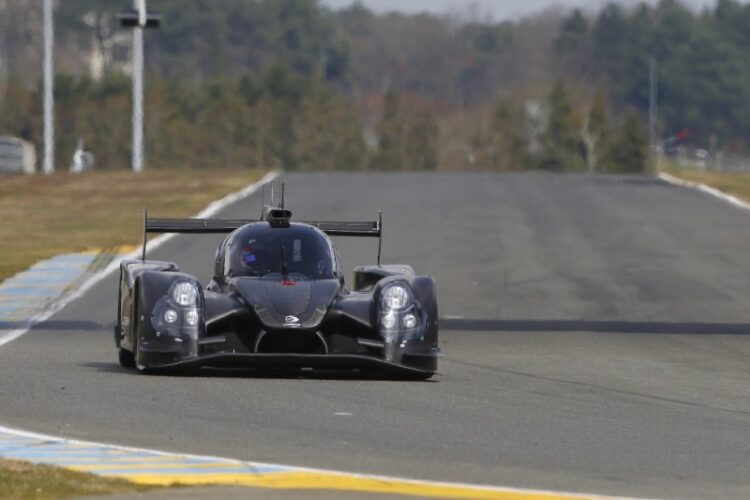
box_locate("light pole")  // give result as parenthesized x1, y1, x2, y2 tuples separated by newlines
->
(43, 0, 54, 174)
(119, 0, 160, 173)
(132, 0, 144, 173)
(649, 57, 658, 166)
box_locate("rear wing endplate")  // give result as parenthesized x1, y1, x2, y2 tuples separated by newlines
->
(141, 210, 383, 264)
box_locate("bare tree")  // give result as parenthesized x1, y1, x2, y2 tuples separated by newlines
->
(581, 92, 609, 173)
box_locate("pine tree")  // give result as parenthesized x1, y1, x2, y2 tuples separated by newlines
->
(609, 109, 649, 173)
(537, 82, 585, 171)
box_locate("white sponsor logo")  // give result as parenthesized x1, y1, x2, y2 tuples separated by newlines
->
(284, 315, 301, 327)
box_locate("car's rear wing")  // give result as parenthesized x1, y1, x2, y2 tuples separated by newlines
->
(141, 210, 383, 263)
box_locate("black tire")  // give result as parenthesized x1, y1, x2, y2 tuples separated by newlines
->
(118, 348, 135, 368)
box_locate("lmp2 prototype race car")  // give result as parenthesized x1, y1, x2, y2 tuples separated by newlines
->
(114, 202, 439, 379)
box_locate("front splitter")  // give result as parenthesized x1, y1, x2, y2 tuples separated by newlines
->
(142, 352, 436, 378)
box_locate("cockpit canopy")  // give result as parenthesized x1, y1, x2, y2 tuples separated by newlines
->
(222, 223, 336, 280)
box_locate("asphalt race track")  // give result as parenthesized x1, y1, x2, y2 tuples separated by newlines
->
(1, 173, 749, 499)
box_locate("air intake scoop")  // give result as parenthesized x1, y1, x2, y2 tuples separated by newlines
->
(266, 207, 292, 227)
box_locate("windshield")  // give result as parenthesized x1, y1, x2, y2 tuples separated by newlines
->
(225, 223, 335, 280)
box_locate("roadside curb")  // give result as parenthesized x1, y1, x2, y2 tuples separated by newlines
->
(0, 247, 131, 341)
(0, 425, 636, 500)
(0, 170, 280, 348)
(658, 172, 750, 211)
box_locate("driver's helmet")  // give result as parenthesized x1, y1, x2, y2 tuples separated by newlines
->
(240, 239, 266, 273)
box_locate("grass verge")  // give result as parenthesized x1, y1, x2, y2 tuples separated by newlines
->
(0, 168, 267, 281)
(0, 458, 161, 499)
(662, 166, 750, 204)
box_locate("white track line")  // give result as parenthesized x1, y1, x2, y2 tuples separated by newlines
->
(0, 170, 280, 348)
(658, 172, 750, 211)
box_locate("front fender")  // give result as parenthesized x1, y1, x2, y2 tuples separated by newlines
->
(117, 260, 179, 349)
(373, 275, 439, 365)
(135, 271, 206, 366)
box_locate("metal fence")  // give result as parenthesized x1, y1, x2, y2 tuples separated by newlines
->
(665, 145, 750, 172)
(0, 136, 35, 174)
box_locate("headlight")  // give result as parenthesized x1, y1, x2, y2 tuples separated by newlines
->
(164, 309, 178, 323)
(403, 314, 417, 329)
(382, 284, 409, 310)
(185, 310, 199, 326)
(173, 281, 198, 306)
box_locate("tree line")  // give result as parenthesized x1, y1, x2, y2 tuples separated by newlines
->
(4, 0, 739, 172)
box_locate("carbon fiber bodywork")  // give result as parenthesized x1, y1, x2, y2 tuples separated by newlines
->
(115, 216, 439, 379)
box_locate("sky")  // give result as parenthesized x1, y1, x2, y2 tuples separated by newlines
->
(321, 0, 728, 21)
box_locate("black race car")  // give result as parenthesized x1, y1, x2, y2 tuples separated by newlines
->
(115, 204, 439, 379)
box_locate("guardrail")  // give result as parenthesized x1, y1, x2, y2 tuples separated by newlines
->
(0, 136, 36, 174)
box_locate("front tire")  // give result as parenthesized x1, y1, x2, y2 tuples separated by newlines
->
(118, 348, 135, 368)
